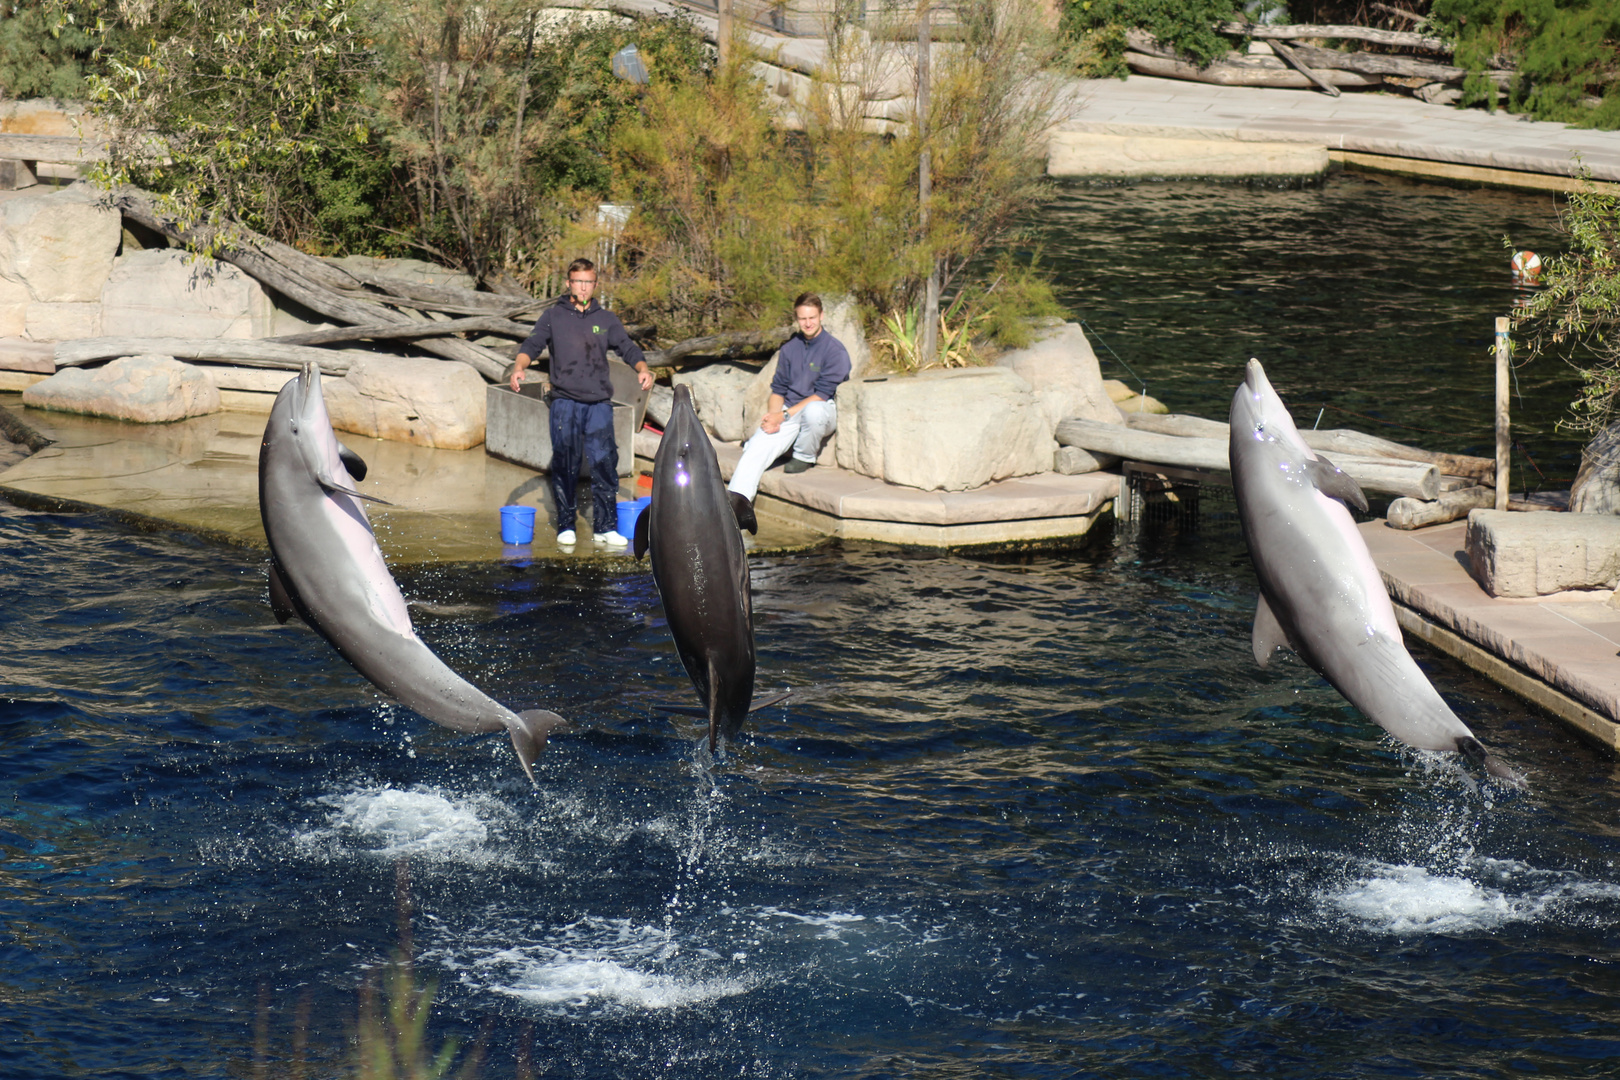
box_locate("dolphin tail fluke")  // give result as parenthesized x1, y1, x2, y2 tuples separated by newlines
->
(747, 688, 793, 713)
(267, 561, 299, 625)
(509, 709, 569, 782)
(1456, 735, 1528, 788)
(707, 658, 722, 754)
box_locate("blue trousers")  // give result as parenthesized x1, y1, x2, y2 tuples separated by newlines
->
(549, 397, 618, 534)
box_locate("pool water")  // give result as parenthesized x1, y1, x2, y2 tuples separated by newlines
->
(4, 494, 1619, 1079)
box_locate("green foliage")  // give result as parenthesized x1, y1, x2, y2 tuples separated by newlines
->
(1512, 179, 1620, 431)
(976, 252, 1067, 350)
(0, 2, 105, 99)
(1061, 0, 1244, 73)
(1430, 0, 1620, 128)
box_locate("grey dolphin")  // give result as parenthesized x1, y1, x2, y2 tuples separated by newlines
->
(633, 384, 760, 751)
(1229, 358, 1520, 783)
(259, 362, 565, 780)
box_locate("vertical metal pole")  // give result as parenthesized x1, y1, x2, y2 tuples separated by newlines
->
(1495, 316, 1510, 511)
(917, 2, 939, 365)
(718, 0, 732, 69)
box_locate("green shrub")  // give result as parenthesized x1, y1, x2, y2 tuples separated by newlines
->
(0, 2, 104, 99)
(1061, 0, 1244, 74)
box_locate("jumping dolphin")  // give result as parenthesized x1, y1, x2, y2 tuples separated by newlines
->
(1229, 358, 1521, 783)
(259, 363, 565, 780)
(633, 384, 783, 751)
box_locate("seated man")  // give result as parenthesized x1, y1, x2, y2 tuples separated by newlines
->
(727, 293, 851, 507)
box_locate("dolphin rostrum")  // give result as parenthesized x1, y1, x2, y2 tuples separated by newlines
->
(259, 362, 565, 780)
(1229, 358, 1521, 783)
(633, 384, 785, 751)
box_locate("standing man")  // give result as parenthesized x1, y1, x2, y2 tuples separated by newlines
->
(727, 293, 851, 507)
(512, 258, 655, 548)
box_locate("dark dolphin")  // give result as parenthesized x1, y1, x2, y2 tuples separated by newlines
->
(259, 363, 565, 780)
(1230, 358, 1521, 784)
(633, 384, 768, 751)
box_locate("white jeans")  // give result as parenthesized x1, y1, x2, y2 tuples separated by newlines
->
(727, 400, 837, 501)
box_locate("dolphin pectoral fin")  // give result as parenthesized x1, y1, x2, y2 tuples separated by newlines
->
(337, 443, 369, 482)
(1252, 594, 1293, 667)
(267, 561, 299, 625)
(729, 491, 758, 534)
(317, 474, 395, 507)
(707, 658, 722, 754)
(652, 702, 710, 717)
(509, 709, 569, 782)
(747, 689, 793, 713)
(1457, 735, 1528, 788)
(633, 501, 651, 559)
(1306, 459, 1369, 513)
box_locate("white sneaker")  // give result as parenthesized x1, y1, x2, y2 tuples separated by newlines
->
(594, 530, 629, 547)
(557, 529, 576, 545)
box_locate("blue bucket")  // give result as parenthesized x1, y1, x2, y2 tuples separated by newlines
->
(616, 496, 653, 538)
(499, 505, 536, 544)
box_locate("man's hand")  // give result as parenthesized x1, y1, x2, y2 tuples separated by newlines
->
(761, 410, 784, 435)
(509, 368, 525, 393)
(635, 364, 654, 391)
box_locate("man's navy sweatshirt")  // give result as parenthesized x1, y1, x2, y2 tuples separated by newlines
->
(518, 298, 645, 404)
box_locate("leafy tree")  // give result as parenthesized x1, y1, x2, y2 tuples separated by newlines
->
(1061, 0, 1244, 75)
(1512, 181, 1620, 431)
(0, 2, 105, 99)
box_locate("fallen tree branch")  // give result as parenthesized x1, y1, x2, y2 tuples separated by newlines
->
(269, 314, 537, 347)
(642, 325, 795, 367)
(1215, 21, 1453, 54)
(1124, 51, 1383, 90)
(53, 337, 371, 374)
(1268, 38, 1341, 97)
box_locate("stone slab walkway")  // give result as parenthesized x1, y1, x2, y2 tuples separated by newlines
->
(1054, 75, 1620, 183)
(1361, 517, 1620, 748)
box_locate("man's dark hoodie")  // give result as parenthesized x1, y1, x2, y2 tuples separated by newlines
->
(517, 297, 646, 403)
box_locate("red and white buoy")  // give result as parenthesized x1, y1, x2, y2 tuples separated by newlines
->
(1510, 250, 1542, 284)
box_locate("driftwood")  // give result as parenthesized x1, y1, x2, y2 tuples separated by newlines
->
(270, 314, 536, 347)
(0, 406, 53, 451)
(644, 325, 795, 368)
(1057, 417, 1441, 499)
(1214, 21, 1453, 54)
(54, 338, 365, 375)
(1386, 486, 1495, 530)
(1268, 38, 1341, 97)
(1125, 413, 1495, 483)
(1124, 51, 1384, 90)
(113, 188, 510, 381)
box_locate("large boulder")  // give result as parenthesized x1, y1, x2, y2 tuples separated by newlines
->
(0, 278, 31, 338)
(25, 302, 100, 340)
(323, 354, 487, 450)
(672, 361, 756, 443)
(0, 185, 121, 311)
(835, 366, 1054, 491)
(1570, 420, 1620, 514)
(22, 355, 220, 422)
(1466, 508, 1620, 597)
(101, 249, 272, 340)
(995, 321, 1123, 433)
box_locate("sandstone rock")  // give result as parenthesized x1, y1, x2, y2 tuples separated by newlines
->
(996, 321, 1123, 432)
(1466, 508, 1620, 597)
(22, 355, 220, 422)
(742, 354, 779, 438)
(1055, 445, 1120, 475)
(1115, 392, 1169, 415)
(323, 354, 487, 450)
(672, 361, 756, 442)
(835, 366, 1054, 491)
(0, 278, 27, 338)
(0, 184, 121, 305)
(101, 249, 272, 340)
(1570, 420, 1620, 514)
(819, 294, 872, 381)
(1103, 379, 1137, 403)
(25, 302, 100, 341)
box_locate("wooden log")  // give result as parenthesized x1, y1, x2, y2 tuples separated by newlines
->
(112, 188, 509, 381)
(0, 406, 53, 451)
(1214, 21, 1453, 54)
(1126, 30, 1506, 85)
(1268, 38, 1341, 97)
(1125, 412, 1495, 482)
(1124, 52, 1383, 90)
(1386, 485, 1495, 530)
(270, 314, 536, 347)
(53, 338, 363, 375)
(644, 325, 795, 367)
(0, 133, 108, 163)
(1056, 417, 1440, 498)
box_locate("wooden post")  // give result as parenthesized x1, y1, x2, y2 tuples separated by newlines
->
(917, 1, 939, 365)
(718, 0, 732, 69)
(1495, 316, 1510, 510)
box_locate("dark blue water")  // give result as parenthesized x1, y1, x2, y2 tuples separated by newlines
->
(1035, 172, 1580, 485)
(4, 496, 1620, 1079)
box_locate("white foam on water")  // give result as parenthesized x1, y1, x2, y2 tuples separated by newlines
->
(293, 785, 505, 860)
(447, 917, 751, 1015)
(756, 907, 867, 939)
(1320, 859, 1620, 935)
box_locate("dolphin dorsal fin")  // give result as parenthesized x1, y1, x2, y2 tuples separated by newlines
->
(1252, 593, 1294, 667)
(1306, 459, 1369, 513)
(267, 560, 299, 625)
